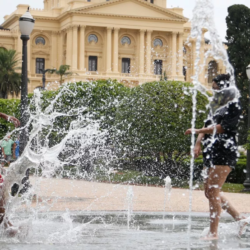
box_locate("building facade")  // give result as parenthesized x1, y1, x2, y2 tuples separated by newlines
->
(0, 0, 225, 93)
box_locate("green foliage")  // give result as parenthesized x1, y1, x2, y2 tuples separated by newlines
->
(226, 4, 250, 144)
(0, 99, 20, 139)
(221, 183, 245, 193)
(55, 65, 75, 85)
(227, 155, 247, 183)
(0, 49, 21, 98)
(114, 81, 208, 178)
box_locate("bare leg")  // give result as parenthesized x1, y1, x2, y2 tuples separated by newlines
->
(220, 194, 241, 220)
(203, 165, 232, 239)
(0, 195, 5, 225)
(0, 188, 13, 228)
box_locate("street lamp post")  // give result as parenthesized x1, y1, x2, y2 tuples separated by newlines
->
(40, 68, 56, 89)
(19, 7, 35, 155)
(243, 64, 250, 192)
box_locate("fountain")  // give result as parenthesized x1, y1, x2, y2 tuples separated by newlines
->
(0, 0, 249, 249)
(126, 186, 134, 229)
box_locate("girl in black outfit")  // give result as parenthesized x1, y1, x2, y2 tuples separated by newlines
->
(185, 74, 245, 240)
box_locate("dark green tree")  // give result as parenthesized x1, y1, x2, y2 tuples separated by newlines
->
(0, 49, 21, 99)
(226, 4, 250, 144)
(55, 65, 75, 85)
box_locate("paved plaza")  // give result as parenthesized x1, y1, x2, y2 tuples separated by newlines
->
(30, 177, 250, 214)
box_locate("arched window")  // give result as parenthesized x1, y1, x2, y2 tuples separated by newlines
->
(88, 34, 98, 43)
(121, 36, 131, 45)
(153, 38, 163, 47)
(208, 61, 218, 83)
(35, 37, 46, 45)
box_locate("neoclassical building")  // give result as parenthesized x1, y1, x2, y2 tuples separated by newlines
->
(0, 0, 225, 93)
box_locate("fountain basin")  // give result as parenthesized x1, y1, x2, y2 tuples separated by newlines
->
(1, 212, 249, 250)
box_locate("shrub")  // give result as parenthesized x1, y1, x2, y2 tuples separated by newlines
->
(114, 81, 208, 180)
(0, 98, 20, 139)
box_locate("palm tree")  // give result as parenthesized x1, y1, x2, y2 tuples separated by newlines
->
(0, 49, 21, 99)
(55, 65, 75, 85)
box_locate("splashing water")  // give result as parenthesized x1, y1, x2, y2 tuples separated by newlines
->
(162, 176, 172, 231)
(0, 0, 246, 247)
(0, 82, 117, 238)
(126, 186, 134, 229)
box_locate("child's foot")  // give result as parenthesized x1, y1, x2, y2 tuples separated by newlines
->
(201, 232, 218, 241)
(237, 217, 248, 237)
(5, 226, 19, 237)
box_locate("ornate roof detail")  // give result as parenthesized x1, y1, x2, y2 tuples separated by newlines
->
(71, 0, 188, 22)
(70, 12, 186, 22)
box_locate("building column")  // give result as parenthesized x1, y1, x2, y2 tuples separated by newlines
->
(58, 31, 64, 68)
(51, 31, 58, 68)
(113, 27, 119, 73)
(146, 30, 152, 75)
(171, 32, 177, 78)
(66, 26, 73, 66)
(79, 25, 86, 72)
(191, 40, 196, 78)
(17, 32, 23, 73)
(72, 25, 78, 70)
(199, 39, 205, 84)
(106, 27, 112, 73)
(139, 29, 145, 75)
(44, 0, 49, 10)
(178, 32, 184, 79)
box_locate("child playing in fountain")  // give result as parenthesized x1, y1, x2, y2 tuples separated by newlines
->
(1, 135, 15, 167)
(185, 74, 247, 240)
(0, 112, 20, 235)
(0, 173, 18, 236)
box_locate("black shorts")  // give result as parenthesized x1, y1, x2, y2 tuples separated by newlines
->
(203, 141, 238, 169)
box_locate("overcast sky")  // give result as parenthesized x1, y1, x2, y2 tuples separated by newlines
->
(1, 0, 250, 41)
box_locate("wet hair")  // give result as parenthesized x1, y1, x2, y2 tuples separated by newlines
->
(212, 74, 230, 89)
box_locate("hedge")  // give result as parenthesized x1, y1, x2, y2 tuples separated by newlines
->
(114, 81, 208, 180)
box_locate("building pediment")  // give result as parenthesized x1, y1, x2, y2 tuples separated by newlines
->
(73, 0, 188, 22)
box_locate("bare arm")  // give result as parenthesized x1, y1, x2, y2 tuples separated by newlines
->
(13, 143, 16, 158)
(193, 128, 205, 158)
(185, 124, 224, 135)
(185, 125, 224, 158)
(0, 112, 20, 128)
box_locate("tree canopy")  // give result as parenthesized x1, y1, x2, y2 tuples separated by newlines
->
(0, 49, 21, 99)
(226, 4, 250, 144)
